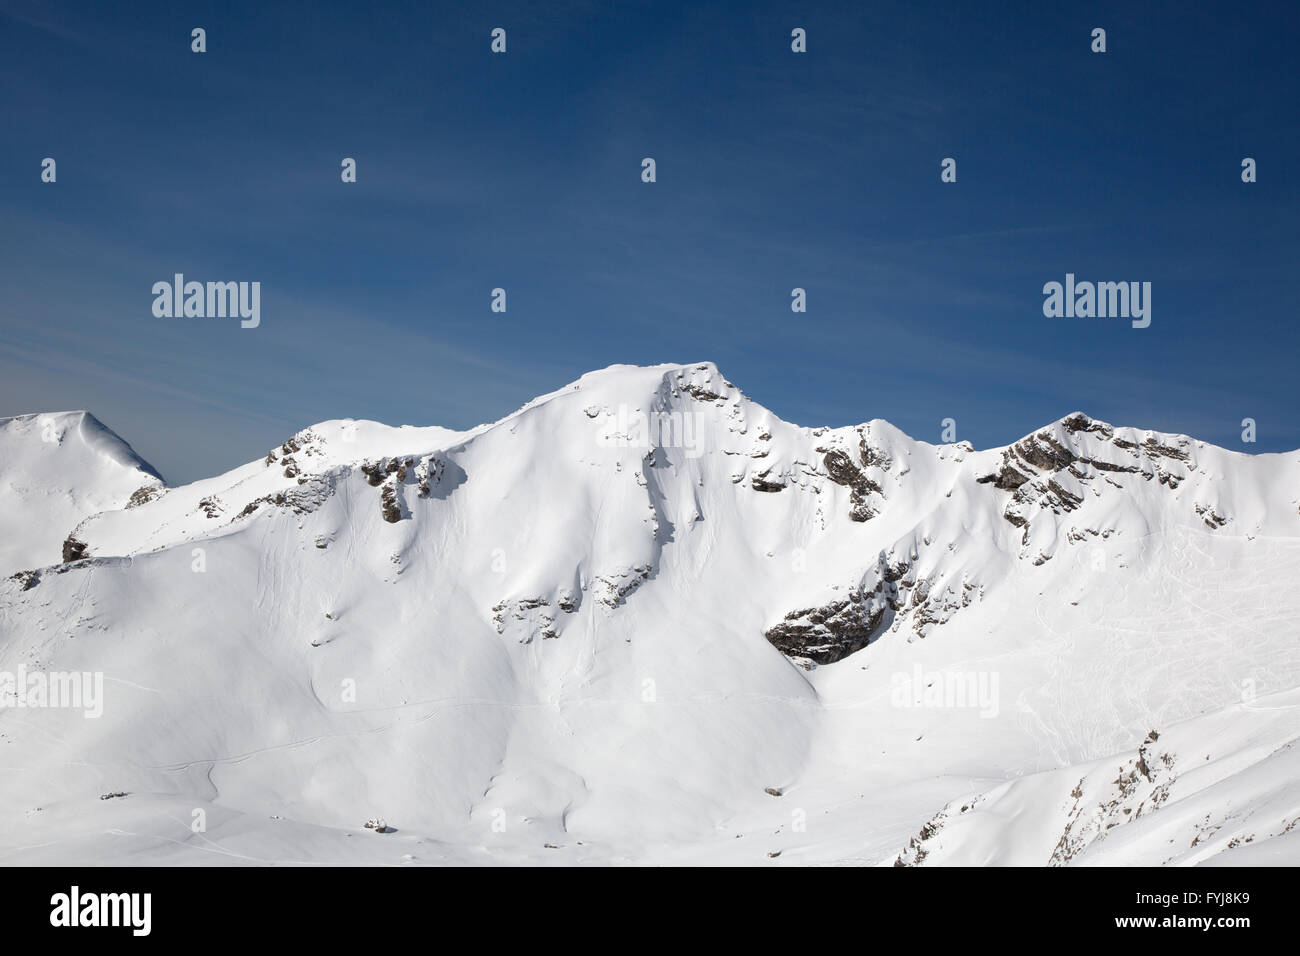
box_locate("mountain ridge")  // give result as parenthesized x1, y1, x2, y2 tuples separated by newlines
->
(2, 362, 1297, 866)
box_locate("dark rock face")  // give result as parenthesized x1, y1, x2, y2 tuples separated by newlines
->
(596, 564, 653, 609)
(766, 541, 982, 664)
(1195, 504, 1228, 528)
(765, 592, 888, 664)
(237, 477, 335, 520)
(822, 448, 883, 521)
(126, 485, 162, 509)
(974, 419, 1219, 573)
(360, 457, 424, 520)
(976, 462, 1032, 491)
(765, 557, 911, 664)
(822, 449, 860, 486)
(981, 418, 1193, 495)
(1083, 458, 1140, 474)
(1062, 413, 1108, 435)
(380, 485, 402, 523)
(979, 428, 1081, 490)
(491, 596, 561, 643)
(1013, 432, 1077, 474)
(61, 536, 89, 563)
(1044, 479, 1085, 513)
(682, 383, 724, 402)
(1142, 437, 1189, 462)
(8, 570, 40, 591)
(265, 429, 321, 469)
(979, 418, 1198, 547)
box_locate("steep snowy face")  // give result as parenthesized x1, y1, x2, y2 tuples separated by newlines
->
(0, 411, 163, 578)
(1, 363, 1298, 867)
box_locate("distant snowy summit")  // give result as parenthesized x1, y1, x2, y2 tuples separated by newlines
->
(0, 411, 163, 576)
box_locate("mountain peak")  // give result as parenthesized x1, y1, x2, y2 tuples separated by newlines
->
(0, 410, 163, 482)
(3, 366, 1299, 866)
(0, 410, 164, 577)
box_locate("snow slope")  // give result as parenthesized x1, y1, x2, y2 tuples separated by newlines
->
(0, 411, 162, 579)
(1, 363, 1297, 866)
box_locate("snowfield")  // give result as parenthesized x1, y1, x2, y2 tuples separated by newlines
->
(1, 362, 1297, 866)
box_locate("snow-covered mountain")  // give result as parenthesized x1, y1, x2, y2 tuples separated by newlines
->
(0, 411, 163, 579)
(1, 362, 1297, 866)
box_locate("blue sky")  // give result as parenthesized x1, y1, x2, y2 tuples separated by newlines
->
(2, 0, 1297, 483)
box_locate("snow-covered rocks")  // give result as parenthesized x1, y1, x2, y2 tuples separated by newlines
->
(1, 362, 1298, 866)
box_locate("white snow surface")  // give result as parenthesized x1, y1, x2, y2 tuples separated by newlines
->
(1, 362, 1297, 866)
(0, 411, 162, 579)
